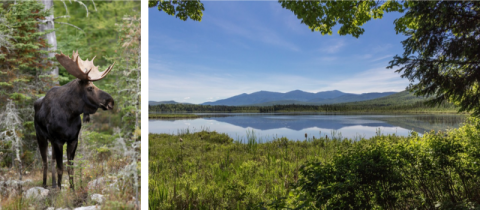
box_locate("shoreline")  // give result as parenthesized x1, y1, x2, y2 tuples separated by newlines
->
(149, 110, 467, 119)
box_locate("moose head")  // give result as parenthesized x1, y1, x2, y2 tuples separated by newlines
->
(56, 50, 115, 121)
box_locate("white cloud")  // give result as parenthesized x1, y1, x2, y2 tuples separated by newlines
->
(207, 15, 300, 52)
(371, 44, 393, 53)
(320, 40, 345, 54)
(371, 54, 394, 62)
(316, 67, 409, 93)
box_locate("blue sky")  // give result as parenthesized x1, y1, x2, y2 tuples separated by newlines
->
(149, 1, 410, 104)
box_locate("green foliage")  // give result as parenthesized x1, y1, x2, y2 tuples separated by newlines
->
(0, 1, 53, 105)
(84, 131, 117, 147)
(297, 117, 480, 209)
(22, 121, 34, 130)
(9, 93, 31, 101)
(149, 0, 204, 21)
(0, 1, 52, 70)
(279, 0, 406, 38)
(387, 2, 480, 117)
(112, 15, 141, 140)
(0, 82, 12, 87)
(54, 1, 140, 85)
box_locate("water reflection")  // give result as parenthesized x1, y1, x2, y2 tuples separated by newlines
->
(149, 114, 466, 141)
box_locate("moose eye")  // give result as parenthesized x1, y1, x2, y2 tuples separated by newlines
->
(87, 87, 93, 91)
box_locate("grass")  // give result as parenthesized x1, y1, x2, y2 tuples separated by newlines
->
(149, 128, 363, 209)
(149, 118, 480, 209)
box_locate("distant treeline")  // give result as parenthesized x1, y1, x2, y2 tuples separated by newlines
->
(149, 101, 458, 113)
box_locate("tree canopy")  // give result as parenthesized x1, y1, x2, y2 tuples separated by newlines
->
(148, 0, 204, 21)
(279, 0, 407, 38)
(388, 1, 480, 116)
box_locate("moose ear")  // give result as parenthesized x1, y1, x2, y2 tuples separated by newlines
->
(83, 114, 90, 123)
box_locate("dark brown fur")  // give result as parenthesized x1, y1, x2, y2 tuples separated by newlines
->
(34, 79, 114, 189)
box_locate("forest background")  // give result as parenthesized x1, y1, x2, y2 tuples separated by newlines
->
(0, 1, 141, 209)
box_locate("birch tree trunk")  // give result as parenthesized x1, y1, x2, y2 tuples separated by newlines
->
(13, 129, 22, 181)
(38, 0, 59, 78)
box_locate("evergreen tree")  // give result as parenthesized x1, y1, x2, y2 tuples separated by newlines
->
(387, 2, 480, 116)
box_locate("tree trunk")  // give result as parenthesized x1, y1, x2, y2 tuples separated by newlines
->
(38, 0, 59, 79)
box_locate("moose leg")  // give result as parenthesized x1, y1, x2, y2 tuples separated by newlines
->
(66, 141, 78, 190)
(51, 144, 57, 188)
(37, 136, 48, 188)
(52, 142, 64, 189)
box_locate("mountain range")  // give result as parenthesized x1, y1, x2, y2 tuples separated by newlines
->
(148, 100, 192, 106)
(149, 90, 399, 106)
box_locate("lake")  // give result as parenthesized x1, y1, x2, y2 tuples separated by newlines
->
(149, 113, 467, 141)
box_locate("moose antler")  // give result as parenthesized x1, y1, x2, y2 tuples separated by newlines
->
(55, 50, 115, 81)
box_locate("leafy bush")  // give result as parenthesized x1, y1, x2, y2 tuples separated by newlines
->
(297, 118, 480, 209)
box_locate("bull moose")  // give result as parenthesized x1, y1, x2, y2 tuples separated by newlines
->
(34, 51, 115, 189)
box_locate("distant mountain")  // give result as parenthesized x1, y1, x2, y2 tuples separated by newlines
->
(202, 91, 282, 106)
(309, 92, 398, 104)
(201, 90, 397, 106)
(149, 100, 192, 106)
(343, 91, 425, 106)
(250, 92, 397, 106)
(201, 90, 345, 106)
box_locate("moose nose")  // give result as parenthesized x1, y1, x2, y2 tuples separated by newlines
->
(106, 99, 114, 110)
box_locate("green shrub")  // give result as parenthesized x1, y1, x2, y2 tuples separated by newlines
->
(297, 118, 480, 209)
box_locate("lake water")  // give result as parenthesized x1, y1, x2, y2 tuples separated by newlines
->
(149, 113, 467, 141)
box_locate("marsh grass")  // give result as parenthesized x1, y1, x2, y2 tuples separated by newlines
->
(148, 128, 357, 209)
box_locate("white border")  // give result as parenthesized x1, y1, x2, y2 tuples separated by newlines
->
(140, 0, 148, 209)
